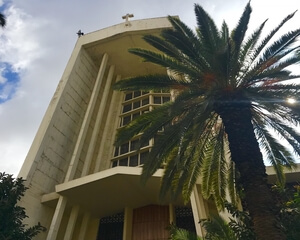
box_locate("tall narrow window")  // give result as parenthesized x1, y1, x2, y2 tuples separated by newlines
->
(112, 90, 170, 167)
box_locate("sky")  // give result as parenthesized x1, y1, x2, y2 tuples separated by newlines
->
(0, 0, 299, 176)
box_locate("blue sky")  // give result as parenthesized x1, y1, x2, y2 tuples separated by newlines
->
(0, 0, 299, 176)
(0, 62, 19, 103)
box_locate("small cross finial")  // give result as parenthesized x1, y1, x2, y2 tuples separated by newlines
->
(122, 13, 134, 26)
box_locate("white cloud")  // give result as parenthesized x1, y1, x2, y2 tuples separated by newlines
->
(0, 5, 47, 70)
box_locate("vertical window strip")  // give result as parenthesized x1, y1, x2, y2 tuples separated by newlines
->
(112, 90, 170, 168)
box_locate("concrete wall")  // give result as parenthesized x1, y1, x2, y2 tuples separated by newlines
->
(18, 48, 99, 232)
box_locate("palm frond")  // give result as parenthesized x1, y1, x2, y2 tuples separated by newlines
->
(201, 215, 236, 240)
(220, 21, 229, 43)
(165, 16, 202, 60)
(128, 48, 200, 78)
(158, 102, 216, 200)
(253, 108, 300, 160)
(113, 74, 187, 91)
(253, 119, 292, 185)
(228, 2, 252, 83)
(200, 123, 227, 209)
(143, 34, 182, 59)
(194, 4, 221, 53)
(260, 29, 300, 62)
(169, 224, 202, 240)
(250, 10, 297, 63)
(243, 45, 300, 86)
(180, 114, 219, 199)
(141, 125, 182, 182)
(231, 2, 252, 52)
(114, 103, 172, 146)
(237, 19, 268, 85)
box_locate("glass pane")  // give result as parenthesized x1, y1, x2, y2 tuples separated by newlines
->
(112, 161, 118, 168)
(154, 96, 162, 104)
(119, 158, 128, 166)
(120, 142, 129, 154)
(122, 115, 131, 126)
(130, 139, 139, 151)
(133, 101, 141, 109)
(132, 112, 140, 120)
(142, 91, 149, 95)
(134, 91, 141, 98)
(129, 155, 138, 167)
(114, 147, 119, 157)
(163, 96, 170, 103)
(140, 151, 149, 165)
(141, 140, 149, 147)
(125, 92, 133, 101)
(142, 98, 149, 106)
(122, 104, 132, 113)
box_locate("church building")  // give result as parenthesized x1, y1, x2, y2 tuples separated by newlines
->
(17, 15, 300, 240)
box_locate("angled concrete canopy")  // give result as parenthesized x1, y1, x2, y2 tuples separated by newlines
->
(54, 167, 183, 218)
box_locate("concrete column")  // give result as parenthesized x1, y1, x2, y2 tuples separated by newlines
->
(78, 212, 91, 239)
(123, 207, 133, 240)
(190, 185, 207, 237)
(63, 205, 80, 240)
(169, 204, 175, 224)
(64, 53, 109, 182)
(82, 65, 115, 176)
(94, 75, 122, 172)
(46, 196, 67, 240)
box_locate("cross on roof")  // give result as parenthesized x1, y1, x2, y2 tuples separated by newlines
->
(122, 13, 134, 26)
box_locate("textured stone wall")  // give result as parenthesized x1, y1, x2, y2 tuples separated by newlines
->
(18, 48, 99, 232)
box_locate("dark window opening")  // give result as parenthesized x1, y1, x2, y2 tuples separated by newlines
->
(129, 155, 138, 166)
(154, 96, 162, 104)
(123, 104, 132, 113)
(97, 212, 124, 240)
(142, 98, 149, 106)
(125, 93, 133, 101)
(122, 115, 131, 126)
(133, 101, 141, 109)
(175, 206, 196, 234)
(112, 161, 118, 168)
(132, 112, 140, 120)
(114, 147, 119, 157)
(163, 96, 170, 103)
(120, 142, 129, 154)
(130, 139, 139, 151)
(119, 157, 128, 166)
(134, 91, 141, 98)
(140, 151, 149, 165)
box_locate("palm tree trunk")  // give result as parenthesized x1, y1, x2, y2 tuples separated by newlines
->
(216, 102, 285, 240)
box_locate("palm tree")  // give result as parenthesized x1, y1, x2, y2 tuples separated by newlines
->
(114, 2, 300, 240)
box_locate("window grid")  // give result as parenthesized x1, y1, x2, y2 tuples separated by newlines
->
(112, 150, 150, 168)
(112, 90, 170, 168)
